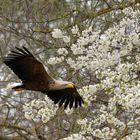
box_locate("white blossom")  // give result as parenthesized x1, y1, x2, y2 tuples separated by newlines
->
(58, 48, 68, 55)
(71, 25, 79, 35)
(52, 29, 63, 38)
(47, 57, 57, 65)
(93, 129, 103, 138)
(62, 36, 70, 43)
(25, 112, 34, 120)
(61, 134, 85, 140)
(48, 56, 64, 65)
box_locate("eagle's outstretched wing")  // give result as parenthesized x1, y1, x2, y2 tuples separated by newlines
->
(4, 47, 84, 109)
(4, 47, 54, 86)
(47, 87, 84, 109)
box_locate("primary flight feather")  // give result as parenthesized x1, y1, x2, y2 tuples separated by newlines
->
(4, 47, 84, 109)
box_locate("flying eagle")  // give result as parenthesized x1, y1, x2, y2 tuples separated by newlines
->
(4, 47, 84, 109)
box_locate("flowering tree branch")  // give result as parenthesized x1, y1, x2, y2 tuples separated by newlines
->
(0, 0, 140, 139)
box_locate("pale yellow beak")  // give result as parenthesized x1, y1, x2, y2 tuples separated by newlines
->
(67, 83, 75, 88)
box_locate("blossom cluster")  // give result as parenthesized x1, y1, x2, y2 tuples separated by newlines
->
(23, 6, 140, 139)
(60, 7, 139, 139)
(50, 7, 140, 72)
(23, 96, 58, 123)
(52, 29, 70, 43)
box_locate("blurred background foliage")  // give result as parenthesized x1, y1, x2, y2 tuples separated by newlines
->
(0, 0, 139, 139)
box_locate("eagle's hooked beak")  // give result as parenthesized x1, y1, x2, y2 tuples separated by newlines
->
(67, 83, 75, 89)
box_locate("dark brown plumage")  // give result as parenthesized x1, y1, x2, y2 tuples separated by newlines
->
(4, 47, 84, 109)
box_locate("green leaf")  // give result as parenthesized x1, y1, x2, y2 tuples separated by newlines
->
(2, 0, 11, 13)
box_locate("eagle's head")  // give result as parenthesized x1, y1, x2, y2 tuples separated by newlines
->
(50, 80, 76, 90)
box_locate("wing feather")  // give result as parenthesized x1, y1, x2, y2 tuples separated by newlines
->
(69, 95, 74, 109)
(64, 95, 70, 109)
(59, 94, 67, 107)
